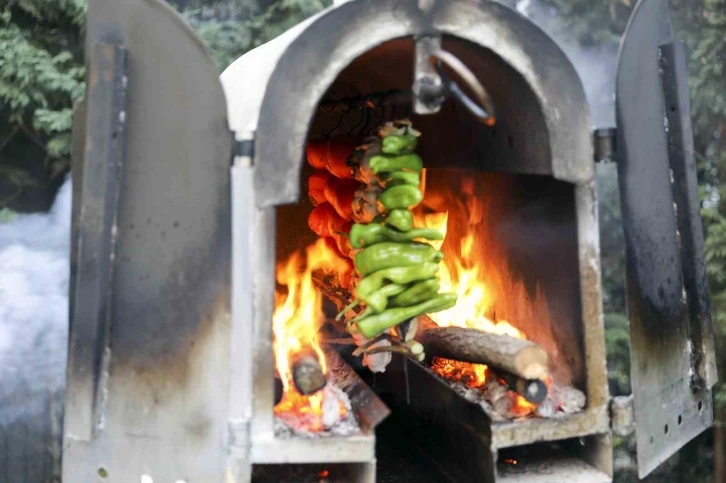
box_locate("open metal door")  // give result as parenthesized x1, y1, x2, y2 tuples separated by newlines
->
(615, 0, 717, 478)
(64, 0, 232, 481)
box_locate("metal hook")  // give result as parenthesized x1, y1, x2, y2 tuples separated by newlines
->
(324, 111, 348, 138)
(351, 108, 369, 137)
(429, 49, 497, 126)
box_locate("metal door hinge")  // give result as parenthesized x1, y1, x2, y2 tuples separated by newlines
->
(232, 131, 255, 167)
(610, 395, 635, 437)
(594, 127, 617, 164)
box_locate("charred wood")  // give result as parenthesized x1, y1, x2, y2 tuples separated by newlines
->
(417, 326, 549, 380)
(274, 376, 284, 405)
(292, 350, 327, 396)
(497, 370, 547, 405)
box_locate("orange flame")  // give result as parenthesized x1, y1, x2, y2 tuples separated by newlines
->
(417, 171, 548, 415)
(273, 238, 351, 431)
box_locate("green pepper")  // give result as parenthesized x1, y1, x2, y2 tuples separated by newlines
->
(385, 209, 413, 232)
(390, 279, 440, 307)
(381, 134, 418, 155)
(349, 223, 443, 249)
(354, 242, 443, 276)
(381, 171, 420, 187)
(380, 185, 423, 210)
(369, 154, 423, 174)
(356, 263, 439, 299)
(337, 283, 406, 319)
(357, 293, 458, 338)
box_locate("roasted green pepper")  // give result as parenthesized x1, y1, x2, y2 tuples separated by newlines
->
(354, 242, 443, 276)
(381, 171, 420, 187)
(385, 209, 413, 232)
(349, 223, 443, 249)
(390, 279, 440, 307)
(381, 134, 418, 155)
(369, 154, 423, 174)
(356, 293, 458, 338)
(337, 283, 406, 319)
(379, 185, 423, 210)
(356, 263, 439, 299)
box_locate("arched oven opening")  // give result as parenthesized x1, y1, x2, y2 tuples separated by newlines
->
(266, 35, 606, 482)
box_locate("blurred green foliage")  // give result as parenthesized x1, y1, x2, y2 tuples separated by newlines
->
(0, 0, 330, 208)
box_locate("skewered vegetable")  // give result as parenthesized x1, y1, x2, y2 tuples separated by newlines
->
(308, 202, 345, 238)
(349, 223, 443, 249)
(381, 134, 418, 155)
(369, 153, 423, 174)
(353, 242, 443, 276)
(324, 177, 360, 219)
(355, 263, 440, 300)
(322, 120, 456, 346)
(384, 209, 414, 232)
(306, 141, 327, 169)
(390, 279, 440, 307)
(352, 183, 382, 223)
(379, 185, 424, 210)
(308, 170, 330, 206)
(382, 171, 421, 187)
(356, 294, 457, 338)
(325, 136, 358, 179)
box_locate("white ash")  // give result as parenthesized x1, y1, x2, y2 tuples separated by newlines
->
(274, 383, 360, 439)
(550, 385, 586, 414)
(447, 375, 586, 422)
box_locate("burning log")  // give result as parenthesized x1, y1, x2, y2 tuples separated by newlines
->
(497, 370, 547, 405)
(292, 350, 328, 396)
(417, 327, 549, 380)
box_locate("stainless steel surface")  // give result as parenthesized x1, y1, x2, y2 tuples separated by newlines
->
(615, 0, 714, 476)
(228, 138, 257, 483)
(413, 35, 444, 116)
(658, 41, 717, 390)
(497, 455, 611, 483)
(253, 0, 593, 207)
(491, 409, 610, 450)
(65, 43, 127, 442)
(64, 0, 233, 480)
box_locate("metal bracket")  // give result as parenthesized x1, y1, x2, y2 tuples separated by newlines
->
(412, 35, 496, 125)
(232, 131, 255, 167)
(65, 43, 128, 441)
(413, 35, 444, 115)
(593, 127, 617, 163)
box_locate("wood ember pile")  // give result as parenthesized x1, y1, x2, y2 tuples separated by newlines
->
(447, 370, 586, 422)
(274, 384, 360, 438)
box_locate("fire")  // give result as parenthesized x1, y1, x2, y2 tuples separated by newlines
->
(415, 172, 525, 339)
(416, 171, 546, 415)
(273, 238, 351, 431)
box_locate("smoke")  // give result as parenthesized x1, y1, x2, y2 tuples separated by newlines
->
(517, 0, 619, 128)
(0, 176, 71, 425)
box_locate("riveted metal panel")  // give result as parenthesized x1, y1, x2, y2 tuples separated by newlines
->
(615, 0, 716, 477)
(63, 0, 232, 481)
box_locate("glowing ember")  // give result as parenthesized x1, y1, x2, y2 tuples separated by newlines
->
(431, 358, 536, 414)
(273, 238, 351, 432)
